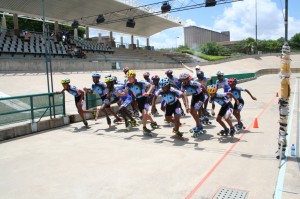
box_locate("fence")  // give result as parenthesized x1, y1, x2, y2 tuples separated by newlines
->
(209, 73, 256, 85)
(85, 92, 102, 110)
(0, 92, 65, 126)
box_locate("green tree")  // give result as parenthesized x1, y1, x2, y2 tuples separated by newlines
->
(200, 42, 229, 56)
(290, 33, 300, 50)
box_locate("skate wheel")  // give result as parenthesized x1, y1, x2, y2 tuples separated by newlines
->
(189, 129, 194, 133)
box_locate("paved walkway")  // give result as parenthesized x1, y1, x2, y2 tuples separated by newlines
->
(0, 72, 299, 198)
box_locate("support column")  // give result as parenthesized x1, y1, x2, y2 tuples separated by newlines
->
(136, 39, 139, 48)
(74, 28, 78, 39)
(109, 31, 115, 47)
(85, 26, 89, 39)
(1, 15, 7, 32)
(54, 21, 59, 34)
(129, 35, 136, 49)
(13, 14, 19, 35)
(145, 37, 151, 50)
(119, 36, 125, 48)
(98, 33, 102, 43)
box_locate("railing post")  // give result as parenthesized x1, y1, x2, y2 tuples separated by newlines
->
(30, 96, 34, 123)
(63, 92, 66, 116)
(85, 92, 89, 110)
(52, 93, 56, 118)
(48, 94, 52, 119)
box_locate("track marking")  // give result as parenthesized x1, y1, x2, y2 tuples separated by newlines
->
(185, 95, 277, 199)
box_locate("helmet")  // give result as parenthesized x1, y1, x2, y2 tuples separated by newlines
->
(165, 69, 173, 75)
(179, 72, 190, 80)
(158, 77, 170, 88)
(207, 84, 218, 95)
(123, 67, 129, 73)
(61, 78, 70, 84)
(228, 78, 237, 86)
(151, 75, 160, 80)
(216, 70, 224, 76)
(196, 71, 204, 79)
(105, 73, 111, 78)
(143, 72, 150, 77)
(104, 77, 114, 83)
(92, 73, 100, 78)
(126, 70, 136, 77)
(112, 76, 117, 81)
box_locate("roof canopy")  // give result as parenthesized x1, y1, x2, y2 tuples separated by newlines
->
(0, 0, 182, 37)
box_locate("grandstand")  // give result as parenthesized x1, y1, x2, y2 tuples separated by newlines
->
(0, 30, 194, 63)
(0, 0, 200, 71)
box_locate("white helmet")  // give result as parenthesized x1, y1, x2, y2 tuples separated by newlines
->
(105, 73, 112, 78)
(216, 70, 224, 76)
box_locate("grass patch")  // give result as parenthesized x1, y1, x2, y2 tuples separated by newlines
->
(196, 53, 231, 61)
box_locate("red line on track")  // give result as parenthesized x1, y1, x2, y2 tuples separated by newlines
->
(185, 96, 277, 199)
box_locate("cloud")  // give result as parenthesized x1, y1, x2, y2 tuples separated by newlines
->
(184, 19, 197, 27)
(213, 0, 300, 40)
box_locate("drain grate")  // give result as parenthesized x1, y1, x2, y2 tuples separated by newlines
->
(213, 187, 248, 199)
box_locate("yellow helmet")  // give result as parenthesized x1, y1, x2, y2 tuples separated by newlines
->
(61, 78, 70, 84)
(126, 70, 136, 78)
(104, 77, 114, 83)
(207, 84, 217, 95)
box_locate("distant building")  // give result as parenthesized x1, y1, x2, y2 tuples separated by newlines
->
(184, 26, 230, 49)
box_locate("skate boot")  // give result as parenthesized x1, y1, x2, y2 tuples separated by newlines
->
(106, 117, 111, 127)
(113, 118, 122, 124)
(204, 110, 211, 117)
(93, 110, 97, 119)
(152, 109, 159, 116)
(125, 120, 131, 131)
(235, 122, 244, 132)
(218, 128, 229, 136)
(200, 116, 211, 124)
(230, 127, 235, 137)
(133, 110, 140, 118)
(150, 121, 159, 129)
(173, 128, 183, 137)
(143, 127, 153, 136)
(191, 125, 205, 138)
(83, 121, 90, 128)
(129, 120, 139, 127)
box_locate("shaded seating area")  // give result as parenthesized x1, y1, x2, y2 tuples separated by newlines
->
(72, 37, 114, 54)
(0, 31, 113, 58)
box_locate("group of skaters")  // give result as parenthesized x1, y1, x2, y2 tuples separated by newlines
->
(58, 63, 257, 138)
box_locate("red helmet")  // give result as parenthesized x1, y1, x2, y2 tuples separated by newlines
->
(143, 72, 150, 77)
(165, 69, 173, 75)
(123, 67, 129, 73)
(228, 78, 237, 86)
(151, 75, 160, 80)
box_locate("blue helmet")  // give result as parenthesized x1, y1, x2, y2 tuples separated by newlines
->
(159, 77, 170, 88)
(92, 73, 101, 78)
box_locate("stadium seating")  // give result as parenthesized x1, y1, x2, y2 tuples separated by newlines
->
(0, 31, 194, 63)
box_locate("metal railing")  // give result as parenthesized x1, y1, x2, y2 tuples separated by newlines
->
(85, 93, 103, 110)
(0, 92, 65, 126)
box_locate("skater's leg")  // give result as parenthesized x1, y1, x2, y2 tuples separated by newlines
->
(233, 109, 241, 124)
(173, 114, 181, 131)
(76, 102, 87, 121)
(190, 108, 201, 126)
(216, 115, 227, 129)
(107, 107, 122, 120)
(165, 116, 175, 124)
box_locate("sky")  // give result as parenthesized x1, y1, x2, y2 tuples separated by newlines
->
(89, 0, 300, 49)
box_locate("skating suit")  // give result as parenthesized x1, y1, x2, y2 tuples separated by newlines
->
(216, 78, 230, 92)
